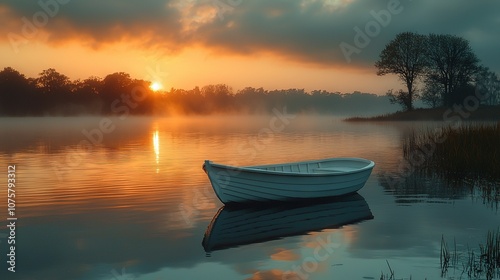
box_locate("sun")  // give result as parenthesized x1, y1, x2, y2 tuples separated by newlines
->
(150, 81, 163, 92)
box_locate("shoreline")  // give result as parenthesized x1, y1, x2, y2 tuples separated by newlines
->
(345, 105, 500, 122)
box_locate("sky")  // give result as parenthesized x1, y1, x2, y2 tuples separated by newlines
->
(0, 0, 499, 94)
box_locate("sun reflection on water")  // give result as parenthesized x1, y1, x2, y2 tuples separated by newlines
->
(153, 130, 160, 173)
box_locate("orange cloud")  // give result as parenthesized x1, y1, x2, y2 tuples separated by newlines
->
(270, 248, 300, 261)
(245, 269, 293, 280)
(2, 0, 499, 72)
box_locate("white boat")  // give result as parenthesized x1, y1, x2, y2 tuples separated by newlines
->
(202, 193, 373, 252)
(203, 157, 375, 204)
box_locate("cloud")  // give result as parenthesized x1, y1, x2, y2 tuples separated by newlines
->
(1, 0, 499, 71)
(0, 0, 185, 52)
(270, 248, 300, 261)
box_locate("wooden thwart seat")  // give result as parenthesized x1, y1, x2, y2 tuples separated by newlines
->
(313, 167, 355, 173)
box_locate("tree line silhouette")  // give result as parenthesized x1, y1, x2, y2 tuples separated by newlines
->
(0, 67, 398, 116)
(375, 32, 500, 111)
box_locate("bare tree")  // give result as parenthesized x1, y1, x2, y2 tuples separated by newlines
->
(475, 66, 500, 105)
(426, 34, 479, 106)
(386, 89, 413, 111)
(375, 32, 428, 111)
(421, 78, 444, 108)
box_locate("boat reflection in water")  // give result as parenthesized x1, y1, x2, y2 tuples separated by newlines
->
(202, 193, 373, 252)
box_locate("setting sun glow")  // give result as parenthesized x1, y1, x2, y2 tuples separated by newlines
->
(150, 82, 163, 92)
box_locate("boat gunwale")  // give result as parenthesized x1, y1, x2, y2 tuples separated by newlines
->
(205, 157, 375, 177)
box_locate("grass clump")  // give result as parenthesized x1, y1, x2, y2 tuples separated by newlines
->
(403, 122, 500, 183)
(441, 228, 500, 280)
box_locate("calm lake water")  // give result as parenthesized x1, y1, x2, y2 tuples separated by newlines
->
(0, 115, 498, 280)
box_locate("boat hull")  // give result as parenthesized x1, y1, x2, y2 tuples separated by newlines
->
(203, 158, 374, 204)
(202, 193, 373, 252)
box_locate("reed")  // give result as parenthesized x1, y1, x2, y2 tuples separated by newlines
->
(480, 228, 500, 279)
(444, 228, 500, 280)
(380, 229, 499, 280)
(378, 261, 422, 280)
(379, 260, 395, 280)
(440, 235, 450, 272)
(478, 181, 500, 210)
(403, 123, 500, 189)
(440, 235, 458, 277)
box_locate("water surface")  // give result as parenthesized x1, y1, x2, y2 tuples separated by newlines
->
(0, 116, 498, 280)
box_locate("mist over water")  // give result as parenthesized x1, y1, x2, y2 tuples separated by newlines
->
(0, 115, 498, 280)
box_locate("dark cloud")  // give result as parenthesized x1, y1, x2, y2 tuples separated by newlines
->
(1, 0, 499, 71)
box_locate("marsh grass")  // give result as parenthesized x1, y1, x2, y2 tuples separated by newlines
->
(402, 123, 500, 201)
(379, 260, 395, 280)
(379, 260, 418, 280)
(476, 180, 500, 210)
(441, 228, 500, 280)
(479, 228, 500, 279)
(440, 235, 458, 276)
